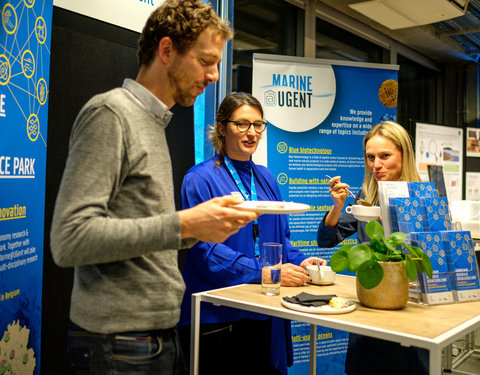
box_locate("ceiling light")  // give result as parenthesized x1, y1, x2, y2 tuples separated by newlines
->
(349, 0, 469, 30)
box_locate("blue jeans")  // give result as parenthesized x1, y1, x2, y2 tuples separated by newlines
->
(67, 322, 187, 375)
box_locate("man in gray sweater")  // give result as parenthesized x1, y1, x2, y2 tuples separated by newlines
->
(50, 1, 257, 374)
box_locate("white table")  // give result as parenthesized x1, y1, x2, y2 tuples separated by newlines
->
(190, 275, 480, 375)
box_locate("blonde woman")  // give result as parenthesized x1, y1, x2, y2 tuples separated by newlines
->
(317, 121, 427, 375)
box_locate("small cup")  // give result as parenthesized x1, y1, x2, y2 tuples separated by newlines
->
(345, 205, 381, 222)
(307, 265, 336, 285)
(261, 242, 282, 296)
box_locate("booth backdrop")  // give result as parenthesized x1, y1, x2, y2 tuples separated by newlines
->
(252, 54, 398, 374)
(0, 1, 54, 374)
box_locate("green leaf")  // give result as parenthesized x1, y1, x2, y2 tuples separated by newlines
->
(387, 231, 406, 247)
(405, 245, 422, 260)
(421, 252, 433, 279)
(373, 252, 389, 261)
(371, 239, 387, 254)
(406, 257, 417, 281)
(337, 244, 352, 254)
(348, 244, 372, 272)
(357, 260, 384, 289)
(369, 238, 380, 251)
(391, 249, 403, 256)
(365, 220, 384, 240)
(414, 260, 426, 273)
(330, 250, 349, 272)
(384, 241, 397, 254)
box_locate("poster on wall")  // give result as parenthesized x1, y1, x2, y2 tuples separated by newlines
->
(0, 0, 53, 374)
(466, 127, 480, 157)
(466, 172, 480, 200)
(252, 53, 398, 375)
(415, 123, 463, 202)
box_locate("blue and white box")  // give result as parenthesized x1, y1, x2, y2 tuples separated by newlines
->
(410, 231, 453, 304)
(422, 197, 452, 232)
(441, 230, 480, 302)
(408, 182, 437, 199)
(389, 197, 426, 233)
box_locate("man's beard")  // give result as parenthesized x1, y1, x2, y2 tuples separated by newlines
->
(167, 67, 201, 107)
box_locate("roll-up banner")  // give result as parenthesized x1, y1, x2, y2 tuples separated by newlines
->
(0, 1, 53, 374)
(252, 53, 398, 374)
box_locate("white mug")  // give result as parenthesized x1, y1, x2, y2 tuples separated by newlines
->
(345, 205, 380, 222)
(307, 265, 336, 285)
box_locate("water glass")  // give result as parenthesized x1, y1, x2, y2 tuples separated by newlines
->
(261, 242, 282, 296)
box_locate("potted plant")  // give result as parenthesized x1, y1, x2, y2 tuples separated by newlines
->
(330, 220, 433, 309)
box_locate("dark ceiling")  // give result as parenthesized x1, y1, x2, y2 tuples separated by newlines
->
(434, 0, 480, 61)
(322, 0, 480, 64)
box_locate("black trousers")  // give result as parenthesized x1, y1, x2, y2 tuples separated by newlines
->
(345, 333, 429, 375)
(178, 318, 283, 375)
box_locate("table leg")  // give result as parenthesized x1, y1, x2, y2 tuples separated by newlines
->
(310, 324, 317, 375)
(190, 294, 201, 375)
(429, 347, 442, 375)
(443, 344, 452, 372)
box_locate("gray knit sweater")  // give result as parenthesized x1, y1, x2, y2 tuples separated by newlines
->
(50, 79, 195, 334)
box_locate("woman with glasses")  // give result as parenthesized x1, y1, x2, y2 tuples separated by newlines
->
(178, 92, 325, 375)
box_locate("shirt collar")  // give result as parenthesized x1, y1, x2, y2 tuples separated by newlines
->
(122, 78, 173, 124)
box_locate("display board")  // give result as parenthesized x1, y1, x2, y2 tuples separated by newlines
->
(415, 122, 463, 202)
(252, 53, 398, 374)
(0, 1, 53, 374)
(466, 172, 480, 200)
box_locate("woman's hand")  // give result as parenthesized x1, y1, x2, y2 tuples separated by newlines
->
(328, 175, 350, 209)
(300, 257, 327, 268)
(280, 263, 311, 287)
(324, 175, 350, 228)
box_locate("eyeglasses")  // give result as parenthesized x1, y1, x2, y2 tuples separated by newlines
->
(224, 120, 267, 133)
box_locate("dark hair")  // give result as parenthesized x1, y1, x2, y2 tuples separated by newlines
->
(210, 92, 264, 165)
(137, 0, 233, 66)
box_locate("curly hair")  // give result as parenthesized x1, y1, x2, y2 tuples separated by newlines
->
(362, 121, 421, 205)
(209, 92, 264, 166)
(137, 0, 233, 66)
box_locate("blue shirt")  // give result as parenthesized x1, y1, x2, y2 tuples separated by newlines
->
(179, 154, 306, 373)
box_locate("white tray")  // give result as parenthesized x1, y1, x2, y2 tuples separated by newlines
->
(234, 201, 310, 214)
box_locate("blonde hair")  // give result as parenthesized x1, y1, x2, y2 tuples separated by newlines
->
(362, 121, 421, 205)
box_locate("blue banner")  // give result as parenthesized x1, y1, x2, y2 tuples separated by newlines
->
(0, 1, 53, 373)
(253, 54, 398, 375)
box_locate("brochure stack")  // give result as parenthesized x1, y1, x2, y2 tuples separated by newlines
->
(440, 230, 480, 302)
(379, 181, 480, 305)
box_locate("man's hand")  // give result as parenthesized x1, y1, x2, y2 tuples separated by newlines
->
(178, 195, 258, 243)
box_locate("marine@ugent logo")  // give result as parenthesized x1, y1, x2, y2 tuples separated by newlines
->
(257, 63, 336, 133)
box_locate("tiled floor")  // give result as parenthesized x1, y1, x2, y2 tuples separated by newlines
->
(452, 351, 480, 374)
(444, 328, 480, 374)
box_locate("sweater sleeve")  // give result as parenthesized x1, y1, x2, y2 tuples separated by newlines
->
(181, 170, 262, 286)
(50, 104, 181, 267)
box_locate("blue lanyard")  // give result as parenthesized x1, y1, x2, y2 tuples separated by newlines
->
(224, 155, 257, 201)
(224, 155, 260, 257)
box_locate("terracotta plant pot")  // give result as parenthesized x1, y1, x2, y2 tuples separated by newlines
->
(356, 261, 409, 310)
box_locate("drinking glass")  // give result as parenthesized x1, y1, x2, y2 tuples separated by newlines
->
(261, 242, 282, 296)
